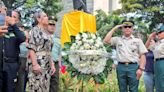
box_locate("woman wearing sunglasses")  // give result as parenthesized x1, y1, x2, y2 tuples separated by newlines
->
(145, 25, 164, 92)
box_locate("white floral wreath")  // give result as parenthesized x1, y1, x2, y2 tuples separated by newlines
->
(68, 32, 110, 75)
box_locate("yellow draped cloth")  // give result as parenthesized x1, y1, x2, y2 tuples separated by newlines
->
(61, 11, 96, 47)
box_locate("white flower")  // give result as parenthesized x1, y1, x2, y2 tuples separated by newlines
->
(84, 43, 90, 49)
(81, 55, 87, 61)
(72, 43, 76, 46)
(96, 39, 101, 43)
(93, 55, 100, 60)
(75, 39, 79, 43)
(76, 45, 81, 50)
(96, 38, 103, 44)
(70, 46, 75, 50)
(91, 33, 96, 39)
(91, 46, 97, 50)
(82, 33, 88, 38)
(68, 32, 109, 75)
(82, 38, 87, 42)
(79, 46, 84, 50)
(76, 34, 81, 40)
(95, 43, 100, 48)
(88, 39, 94, 44)
(70, 43, 76, 50)
(97, 37, 101, 41)
(76, 40, 82, 46)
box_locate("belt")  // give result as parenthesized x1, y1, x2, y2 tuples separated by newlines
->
(155, 58, 164, 61)
(36, 51, 51, 56)
(3, 57, 19, 63)
(119, 62, 137, 65)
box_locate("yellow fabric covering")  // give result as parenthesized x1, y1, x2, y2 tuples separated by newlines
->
(61, 11, 96, 47)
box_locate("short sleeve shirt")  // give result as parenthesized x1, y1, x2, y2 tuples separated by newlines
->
(51, 37, 62, 62)
(110, 35, 148, 63)
(28, 26, 53, 53)
(153, 39, 164, 59)
(19, 42, 28, 58)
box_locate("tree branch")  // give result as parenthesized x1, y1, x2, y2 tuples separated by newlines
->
(2, 0, 15, 9)
(13, 0, 27, 9)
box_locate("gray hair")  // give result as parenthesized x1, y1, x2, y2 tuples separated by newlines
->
(33, 10, 44, 26)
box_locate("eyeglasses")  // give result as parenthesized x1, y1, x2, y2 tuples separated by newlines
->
(124, 26, 132, 28)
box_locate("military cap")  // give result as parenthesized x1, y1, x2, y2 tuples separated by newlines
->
(122, 20, 134, 26)
(157, 25, 164, 33)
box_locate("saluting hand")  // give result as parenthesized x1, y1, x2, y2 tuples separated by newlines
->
(112, 24, 125, 31)
(149, 32, 156, 40)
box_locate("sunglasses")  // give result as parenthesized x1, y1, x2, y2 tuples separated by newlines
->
(157, 31, 163, 35)
(49, 24, 55, 26)
(124, 26, 132, 28)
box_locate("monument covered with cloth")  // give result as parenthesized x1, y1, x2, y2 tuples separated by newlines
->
(61, 10, 112, 84)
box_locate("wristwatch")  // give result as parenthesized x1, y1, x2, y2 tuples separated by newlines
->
(139, 67, 144, 71)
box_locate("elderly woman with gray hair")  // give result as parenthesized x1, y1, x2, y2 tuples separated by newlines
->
(27, 11, 56, 92)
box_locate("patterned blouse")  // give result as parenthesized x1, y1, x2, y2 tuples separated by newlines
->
(28, 26, 53, 53)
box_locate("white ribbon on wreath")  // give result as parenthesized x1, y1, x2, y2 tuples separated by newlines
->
(67, 50, 111, 75)
(66, 32, 112, 75)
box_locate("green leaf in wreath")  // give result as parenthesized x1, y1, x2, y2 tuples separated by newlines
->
(64, 42, 72, 50)
(71, 71, 77, 78)
(70, 36, 76, 43)
(93, 75, 105, 84)
(83, 74, 92, 82)
(103, 70, 108, 78)
(77, 73, 83, 81)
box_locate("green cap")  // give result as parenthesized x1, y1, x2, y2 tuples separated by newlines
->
(157, 25, 164, 33)
(122, 20, 134, 26)
(48, 16, 57, 25)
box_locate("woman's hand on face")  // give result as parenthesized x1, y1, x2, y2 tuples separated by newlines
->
(5, 16, 15, 25)
(32, 64, 42, 74)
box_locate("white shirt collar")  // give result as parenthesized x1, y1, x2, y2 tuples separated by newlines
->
(122, 35, 134, 39)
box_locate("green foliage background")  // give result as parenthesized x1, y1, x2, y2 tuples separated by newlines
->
(114, 0, 164, 30)
(2, 0, 162, 91)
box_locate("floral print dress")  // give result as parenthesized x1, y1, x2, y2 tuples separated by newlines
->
(27, 26, 53, 92)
